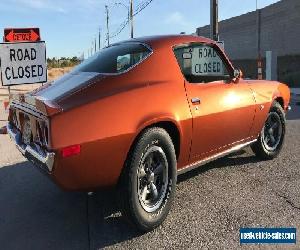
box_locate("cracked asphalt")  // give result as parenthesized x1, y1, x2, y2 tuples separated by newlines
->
(0, 102, 299, 250)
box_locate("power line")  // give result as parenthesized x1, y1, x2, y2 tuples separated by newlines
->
(133, 0, 153, 16)
(107, 0, 154, 41)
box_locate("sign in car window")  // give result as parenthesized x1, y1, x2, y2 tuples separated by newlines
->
(0, 41, 47, 86)
(191, 46, 224, 76)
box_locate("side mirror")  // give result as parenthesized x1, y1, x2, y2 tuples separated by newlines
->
(233, 69, 243, 82)
(182, 52, 192, 59)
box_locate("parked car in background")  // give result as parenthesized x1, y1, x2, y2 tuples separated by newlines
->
(8, 35, 290, 231)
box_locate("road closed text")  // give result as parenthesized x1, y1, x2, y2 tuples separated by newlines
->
(0, 42, 47, 86)
(5, 48, 44, 81)
(192, 46, 224, 76)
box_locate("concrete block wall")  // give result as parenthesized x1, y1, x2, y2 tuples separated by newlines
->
(196, 0, 300, 86)
(196, 0, 300, 60)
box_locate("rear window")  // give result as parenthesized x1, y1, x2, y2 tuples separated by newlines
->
(73, 42, 151, 74)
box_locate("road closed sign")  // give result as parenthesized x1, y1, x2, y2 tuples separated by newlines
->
(191, 45, 224, 76)
(0, 41, 47, 86)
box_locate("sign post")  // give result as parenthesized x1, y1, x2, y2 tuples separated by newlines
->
(0, 27, 46, 126)
(1, 27, 46, 88)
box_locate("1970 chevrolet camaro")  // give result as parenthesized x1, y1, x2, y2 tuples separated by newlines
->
(8, 35, 290, 231)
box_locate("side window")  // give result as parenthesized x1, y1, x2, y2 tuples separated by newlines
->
(174, 44, 230, 83)
(117, 54, 131, 72)
(117, 51, 149, 73)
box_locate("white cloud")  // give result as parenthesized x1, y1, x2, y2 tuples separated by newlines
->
(165, 11, 190, 27)
(11, 0, 67, 13)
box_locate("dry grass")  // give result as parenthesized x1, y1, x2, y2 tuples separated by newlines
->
(47, 67, 73, 81)
(0, 67, 74, 101)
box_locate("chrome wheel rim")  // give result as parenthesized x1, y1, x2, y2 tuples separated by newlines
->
(262, 112, 283, 151)
(137, 146, 168, 213)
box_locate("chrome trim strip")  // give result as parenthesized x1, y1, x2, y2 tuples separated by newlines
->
(178, 139, 257, 175)
(7, 124, 55, 172)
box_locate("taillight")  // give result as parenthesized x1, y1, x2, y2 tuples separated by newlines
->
(61, 145, 81, 158)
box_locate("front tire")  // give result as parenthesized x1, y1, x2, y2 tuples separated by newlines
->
(118, 127, 177, 232)
(251, 101, 286, 160)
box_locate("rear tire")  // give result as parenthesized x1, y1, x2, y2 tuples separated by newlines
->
(251, 101, 286, 160)
(118, 127, 177, 232)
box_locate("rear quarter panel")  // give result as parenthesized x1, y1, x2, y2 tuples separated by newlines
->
(49, 44, 193, 190)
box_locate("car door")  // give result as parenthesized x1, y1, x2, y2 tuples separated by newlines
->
(174, 43, 256, 161)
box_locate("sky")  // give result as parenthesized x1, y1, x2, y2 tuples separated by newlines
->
(0, 0, 280, 58)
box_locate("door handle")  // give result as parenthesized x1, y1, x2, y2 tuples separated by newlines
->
(191, 97, 201, 105)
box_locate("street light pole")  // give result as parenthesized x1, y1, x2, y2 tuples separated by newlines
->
(115, 2, 131, 38)
(256, 0, 262, 79)
(98, 27, 101, 51)
(210, 0, 219, 41)
(105, 5, 110, 46)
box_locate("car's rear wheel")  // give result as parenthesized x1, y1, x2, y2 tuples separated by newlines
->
(251, 101, 286, 160)
(118, 127, 177, 232)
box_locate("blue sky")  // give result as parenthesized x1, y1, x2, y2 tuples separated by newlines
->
(0, 0, 280, 58)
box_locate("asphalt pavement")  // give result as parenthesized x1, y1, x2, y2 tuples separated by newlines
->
(0, 103, 299, 250)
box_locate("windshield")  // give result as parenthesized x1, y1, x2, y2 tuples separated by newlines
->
(72, 42, 151, 74)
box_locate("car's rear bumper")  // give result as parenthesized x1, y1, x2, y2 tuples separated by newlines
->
(7, 123, 55, 173)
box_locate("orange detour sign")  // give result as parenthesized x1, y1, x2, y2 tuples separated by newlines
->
(4, 28, 40, 42)
(3, 100, 9, 113)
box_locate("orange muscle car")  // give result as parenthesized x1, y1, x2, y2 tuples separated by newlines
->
(7, 35, 290, 231)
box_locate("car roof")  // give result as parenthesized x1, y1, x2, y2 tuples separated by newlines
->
(115, 35, 216, 49)
(110, 34, 234, 74)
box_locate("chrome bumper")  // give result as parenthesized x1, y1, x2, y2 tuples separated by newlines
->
(7, 124, 55, 172)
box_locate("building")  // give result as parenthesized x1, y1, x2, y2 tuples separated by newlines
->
(196, 0, 300, 86)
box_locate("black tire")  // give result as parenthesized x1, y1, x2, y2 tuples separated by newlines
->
(251, 101, 286, 160)
(118, 127, 177, 232)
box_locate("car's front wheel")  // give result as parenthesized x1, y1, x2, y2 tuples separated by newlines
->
(251, 101, 286, 160)
(118, 127, 177, 232)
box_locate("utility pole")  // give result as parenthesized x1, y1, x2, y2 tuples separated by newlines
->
(210, 0, 219, 41)
(256, 0, 262, 79)
(94, 37, 97, 53)
(130, 0, 134, 38)
(98, 27, 101, 51)
(105, 5, 110, 46)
